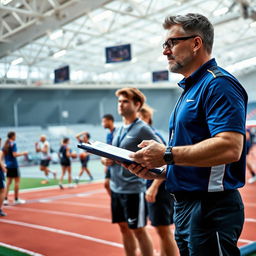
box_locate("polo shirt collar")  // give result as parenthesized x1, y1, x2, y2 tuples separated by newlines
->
(178, 58, 217, 90)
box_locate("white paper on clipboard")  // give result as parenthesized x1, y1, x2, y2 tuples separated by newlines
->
(77, 141, 164, 175)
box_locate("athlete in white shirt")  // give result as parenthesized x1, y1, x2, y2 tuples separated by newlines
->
(35, 135, 56, 184)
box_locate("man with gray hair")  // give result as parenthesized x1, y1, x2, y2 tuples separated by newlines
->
(126, 13, 247, 256)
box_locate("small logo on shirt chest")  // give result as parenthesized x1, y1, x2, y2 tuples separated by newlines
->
(186, 99, 195, 102)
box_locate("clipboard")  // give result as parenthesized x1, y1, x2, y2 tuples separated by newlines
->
(77, 141, 164, 175)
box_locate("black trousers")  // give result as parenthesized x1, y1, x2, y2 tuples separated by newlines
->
(173, 190, 244, 256)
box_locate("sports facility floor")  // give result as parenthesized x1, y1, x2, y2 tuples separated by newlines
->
(0, 161, 255, 255)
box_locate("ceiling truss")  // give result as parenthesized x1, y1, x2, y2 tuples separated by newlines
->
(0, 0, 256, 86)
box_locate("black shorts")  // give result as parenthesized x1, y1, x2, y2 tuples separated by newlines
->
(40, 159, 50, 167)
(60, 159, 71, 167)
(6, 167, 20, 178)
(80, 156, 90, 167)
(174, 190, 244, 256)
(0, 171, 5, 188)
(111, 191, 147, 229)
(147, 183, 174, 226)
(105, 168, 111, 179)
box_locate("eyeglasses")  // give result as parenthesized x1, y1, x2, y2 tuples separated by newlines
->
(162, 35, 198, 49)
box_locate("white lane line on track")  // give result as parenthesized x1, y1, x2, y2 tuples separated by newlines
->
(51, 201, 109, 208)
(146, 226, 254, 245)
(0, 219, 123, 249)
(239, 239, 255, 244)
(0, 242, 44, 256)
(3, 211, 253, 247)
(244, 202, 256, 207)
(24, 189, 105, 204)
(245, 218, 256, 223)
(7, 206, 110, 222)
(10, 206, 256, 225)
(9, 180, 104, 194)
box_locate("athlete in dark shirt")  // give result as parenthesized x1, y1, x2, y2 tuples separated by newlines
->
(58, 138, 73, 189)
(75, 132, 93, 183)
(246, 129, 256, 183)
(2, 131, 28, 205)
(0, 138, 7, 216)
(101, 114, 116, 195)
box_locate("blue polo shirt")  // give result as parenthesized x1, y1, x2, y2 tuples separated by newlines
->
(106, 128, 116, 145)
(4, 141, 18, 169)
(166, 58, 248, 193)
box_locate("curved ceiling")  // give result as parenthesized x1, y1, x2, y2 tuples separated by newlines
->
(0, 0, 256, 86)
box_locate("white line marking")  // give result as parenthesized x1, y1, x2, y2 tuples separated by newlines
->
(52, 201, 109, 208)
(76, 190, 105, 197)
(0, 219, 123, 248)
(39, 199, 52, 203)
(0, 242, 44, 256)
(8, 206, 256, 226)
(239, 239, 254, 244)
(244, 202, 256, 207)
(8, 179, 104, 194)
(7, 206, 110, 222)
(245, 218, 256, 223)
(23, 189, 105, 204)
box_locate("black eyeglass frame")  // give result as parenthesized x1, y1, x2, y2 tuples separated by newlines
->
(162, 35, 198, 49)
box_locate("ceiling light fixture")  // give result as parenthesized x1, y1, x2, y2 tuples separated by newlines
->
(250, 21, 256, 28)
(53, 50, 67, 58)
(49, 30, 63, 40)
(11, 57, 23, 65)
(226, 56, 256, 72)
(92, 10, 113, 22)
(104, 63, 113, 68)
(131, 57, 137, 63)
(151, 36, 162, 45)
(1, 0, 13, 5)
(157, 55, 166, 62)
(213, 7, 229, 17)
(74, 70, 83, 76)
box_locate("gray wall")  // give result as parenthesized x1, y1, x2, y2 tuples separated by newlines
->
(0, 68, 254, 132)
(0, 88, 181, 132)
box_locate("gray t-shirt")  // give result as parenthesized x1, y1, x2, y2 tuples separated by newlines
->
(110, 119, 160, 194)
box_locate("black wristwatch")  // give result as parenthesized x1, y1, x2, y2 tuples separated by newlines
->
(163, 146, 174, 165)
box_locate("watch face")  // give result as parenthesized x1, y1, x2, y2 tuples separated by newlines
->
(164, 147, 173, 164)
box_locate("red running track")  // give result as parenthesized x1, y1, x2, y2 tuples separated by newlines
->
(0, 181, 255, 256)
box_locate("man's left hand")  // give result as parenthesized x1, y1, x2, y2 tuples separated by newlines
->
(122, 163, 159, 180)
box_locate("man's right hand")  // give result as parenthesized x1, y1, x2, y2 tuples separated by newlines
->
(129, 140, 166, 169)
